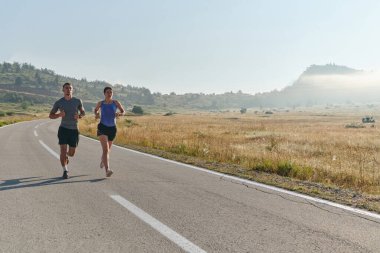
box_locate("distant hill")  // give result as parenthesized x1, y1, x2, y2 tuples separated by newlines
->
(0, 62, 261, 111)
(0, 62, 154, 110)
(301, 64, 358, 76)
(1, 62, 379, 111)
(267, 64, 380, 107)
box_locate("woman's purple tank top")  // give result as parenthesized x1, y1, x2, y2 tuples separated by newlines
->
(100, 101, 117, 127)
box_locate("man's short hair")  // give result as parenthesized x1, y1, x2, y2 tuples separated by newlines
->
(63, 82, 72, 88)
(104, 86, 112, 94)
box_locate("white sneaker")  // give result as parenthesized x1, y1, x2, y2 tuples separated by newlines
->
(106, 169, 113, 177)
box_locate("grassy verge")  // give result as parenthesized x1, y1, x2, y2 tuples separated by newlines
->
(0, 103, 49, 126)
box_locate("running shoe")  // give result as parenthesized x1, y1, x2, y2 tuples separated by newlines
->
(62, 171, 68, 179)
(106, 169, 113, 177)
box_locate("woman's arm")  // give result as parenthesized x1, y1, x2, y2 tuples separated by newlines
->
(115, 100, 125, 117)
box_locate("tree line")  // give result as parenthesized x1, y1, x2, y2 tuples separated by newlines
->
(1, 61, 307, 111)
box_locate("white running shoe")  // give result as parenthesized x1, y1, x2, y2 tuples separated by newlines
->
(106, 169, 113, 177)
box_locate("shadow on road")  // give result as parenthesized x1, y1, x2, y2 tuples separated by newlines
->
(0, 175, 105, 191)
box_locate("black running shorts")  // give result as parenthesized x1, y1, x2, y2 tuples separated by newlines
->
(97, 122, 117, 141)
(58, 126, 79, 147)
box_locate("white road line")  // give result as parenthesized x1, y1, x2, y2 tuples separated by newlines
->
(110, 194, 207, 253)
(81, 135, 380, 221)
(34, 130, 38, 137)
(35, 126, 206, 252)
(38, 140, 60, 160)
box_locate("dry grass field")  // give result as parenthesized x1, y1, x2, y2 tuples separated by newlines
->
(79, 107, 380, 211)
(0, 114, 39, 127)
(79, 108, 380, 192)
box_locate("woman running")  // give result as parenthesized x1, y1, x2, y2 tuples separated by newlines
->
(94, 86, 125, 177)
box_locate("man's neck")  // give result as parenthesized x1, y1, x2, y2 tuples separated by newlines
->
(64, 95, 72, 100)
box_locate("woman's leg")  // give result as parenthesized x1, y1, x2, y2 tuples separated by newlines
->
(99, 135, 109, 170)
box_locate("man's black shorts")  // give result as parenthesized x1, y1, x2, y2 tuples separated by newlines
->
(58, 126, 79, 147)
(97, 123, 117, 141)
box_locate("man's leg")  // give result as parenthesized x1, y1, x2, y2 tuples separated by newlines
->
(60, 145, 68, 167)
(67, 147, 76, 157)
(60, 144, 69, 179)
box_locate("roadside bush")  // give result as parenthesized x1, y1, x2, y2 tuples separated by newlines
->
(277, 161, 293, 176)
(132, 105, 144, 115)
(290, 165, 314, 180)
(252, 159, 276, 173)
(164, 111, 175, 116)
(240, 108, 247, 114)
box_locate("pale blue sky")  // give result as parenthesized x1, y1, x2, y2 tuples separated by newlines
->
(1, 0, 380, 94)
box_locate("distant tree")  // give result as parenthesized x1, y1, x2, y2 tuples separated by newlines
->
(21, 63, 29, 71)
(54, 76, 59, 85)
(132, 105, 144, 114)
(35, 72, 42, 85)
(240, 108, 247, 114)
(12, 62, 21, 72)
(21, 101, 29, 110)
(15, 77, 23, 88)
(2, 62, 11, 72)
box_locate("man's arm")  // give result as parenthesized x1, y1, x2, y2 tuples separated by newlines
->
(77, 100, 86, 119)
(49, 111, 64, 119)
(49, 102, 64, 119)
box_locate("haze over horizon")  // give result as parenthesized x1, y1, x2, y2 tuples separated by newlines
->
(1, 0, 380, 95)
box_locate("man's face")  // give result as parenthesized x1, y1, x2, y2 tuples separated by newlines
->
(63, 85, 73, 96)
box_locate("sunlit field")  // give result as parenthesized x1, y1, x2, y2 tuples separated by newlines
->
(79, 108, 380, 195)
(0, 103, 47, 126)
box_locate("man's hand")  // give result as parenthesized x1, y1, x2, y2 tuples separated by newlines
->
(74, 113, 84, 120)
(60, 110, 66, 118)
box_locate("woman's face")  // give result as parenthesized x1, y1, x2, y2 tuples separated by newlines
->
(105, 89, 113, 99)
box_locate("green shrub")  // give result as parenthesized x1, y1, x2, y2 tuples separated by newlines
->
(291, 165, 314, 180)
(252, 159, 275, 173)
(277, 161, 293, 176)
(132, 105, 144, 115)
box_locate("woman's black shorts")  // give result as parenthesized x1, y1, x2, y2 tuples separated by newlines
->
(97, 122, 117, 141)
(58, 126, 79, 147)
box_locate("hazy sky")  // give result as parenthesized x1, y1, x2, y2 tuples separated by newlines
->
(1, 0, 380, 94)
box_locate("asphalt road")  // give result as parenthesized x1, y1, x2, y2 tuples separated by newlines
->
(0, 119, 379, 253)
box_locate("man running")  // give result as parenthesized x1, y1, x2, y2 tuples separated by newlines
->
(49, 82, 85, 179)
